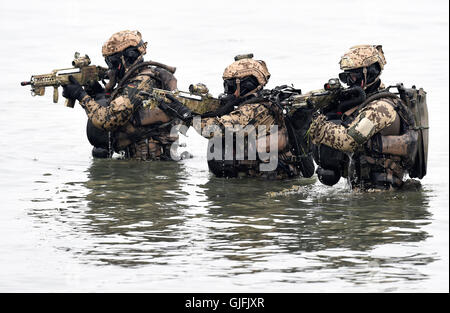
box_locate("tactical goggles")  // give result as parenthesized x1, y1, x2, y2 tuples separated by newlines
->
(339, 70, 364, 86)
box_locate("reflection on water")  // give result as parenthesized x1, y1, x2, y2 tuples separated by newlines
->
(27, 158, 435, 288)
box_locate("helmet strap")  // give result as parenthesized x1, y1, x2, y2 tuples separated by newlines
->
(362, 67, 368, 88)
(129, 54, 144, 69)
(241, 85, 262, 98)
(120, 55, 127, 71)
(122, 52, 144, 72)
(234, 79, 241, 97)
(365, 72, 382, 88)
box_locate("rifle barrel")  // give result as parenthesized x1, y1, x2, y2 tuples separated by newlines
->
(21, 81, 31, 86)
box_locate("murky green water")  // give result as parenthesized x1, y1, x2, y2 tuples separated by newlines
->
(0, 0, 448, 292)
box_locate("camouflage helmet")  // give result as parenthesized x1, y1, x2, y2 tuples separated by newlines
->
(222, 55, 271, 88)
(339, 45, 386, 71)
(102, 30, 147, 57)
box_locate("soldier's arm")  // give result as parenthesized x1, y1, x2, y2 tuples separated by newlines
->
(309, 100, 397, 152)
(79, 94, 136, 131)
(154, 67, 177, 91)
(79, 76, 151, 131)
(193, 103, 262, 139)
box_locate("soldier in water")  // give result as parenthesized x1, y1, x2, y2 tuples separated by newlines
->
(167, 54, 315, 179)
(62, 30, 191, 160)
(308, 45, 428, 190)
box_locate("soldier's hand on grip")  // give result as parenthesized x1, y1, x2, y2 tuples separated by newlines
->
(85, 81, 104, 98)
(62, 75, 87, 101)
(161, 94, 196, 123)
(292, 107, 316, 131)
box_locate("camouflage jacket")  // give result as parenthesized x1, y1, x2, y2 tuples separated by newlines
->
(309, 89, 399, 152)
(199, 100, 281, 138)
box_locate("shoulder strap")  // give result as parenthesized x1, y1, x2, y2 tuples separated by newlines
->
(110, 61, 176, 99)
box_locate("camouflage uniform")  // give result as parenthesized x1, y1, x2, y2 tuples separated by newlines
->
(198, 57, 310, 179)
(309, 45, 418, 189)
(80, 30, 178, 160)
(310, 97, 398, 153)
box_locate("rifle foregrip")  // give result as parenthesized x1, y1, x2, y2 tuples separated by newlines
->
(65, 99, 76, 108)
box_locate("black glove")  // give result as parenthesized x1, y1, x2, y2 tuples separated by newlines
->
(84, 81, 104, 98)
(62, 75, 87, 101)
(201, 94, 239, 118)
(291, 107, 315, 131)
(160, 94, 195, 122)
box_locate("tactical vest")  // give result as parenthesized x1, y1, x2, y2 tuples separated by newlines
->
(86, 65, 178, 160)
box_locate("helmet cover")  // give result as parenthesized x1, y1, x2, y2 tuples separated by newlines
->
(339, 45, 386, 71)
(102, 30, 147, 57)
(223, 57, 271, 87)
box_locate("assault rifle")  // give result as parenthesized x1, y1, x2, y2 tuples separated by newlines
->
(140, 83, 221, 116)
(21, 52, 108, 108)
(21, 52, 220, 115)
(272, 78, 366, 116)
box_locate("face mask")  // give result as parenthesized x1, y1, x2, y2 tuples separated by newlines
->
(105, 53, 122, 70)
(240, 76, 259, 95)
(105, 54, 124, 80)
(122, 47, 140, 67)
